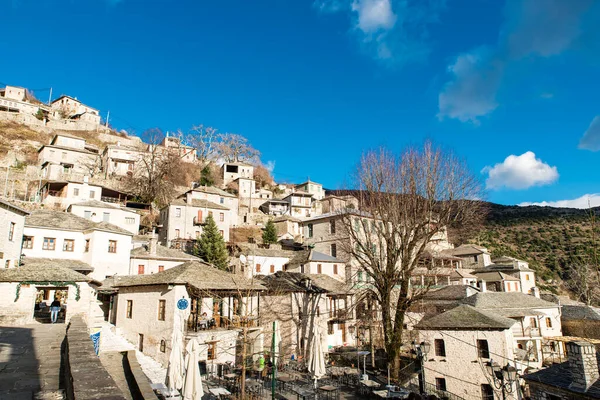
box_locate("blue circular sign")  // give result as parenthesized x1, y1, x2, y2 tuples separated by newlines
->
(177, 298, 189, 310)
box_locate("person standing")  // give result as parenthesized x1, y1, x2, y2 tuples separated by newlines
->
(50, 297, 61, 323)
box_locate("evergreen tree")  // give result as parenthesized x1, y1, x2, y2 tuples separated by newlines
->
(194, 215, 229, 270)
(199, 164, 214, 186)
(262, 220, 278, 244)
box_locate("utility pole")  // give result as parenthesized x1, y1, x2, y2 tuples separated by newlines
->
(4, 166, 9, 197)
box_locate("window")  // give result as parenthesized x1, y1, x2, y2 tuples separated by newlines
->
(74, 188, 79, 196)
(84, 210, 92, 219)
(220, 197, 224, 204)
(256, 264, 261, 273)
(85, 239, 90, 252)
(62, 152, 67, 159)
(138, 265, 145, 275)
(175, 229, 180, 238)
(158, 300, 166, 321)
(126, 300, 133, 318)
(546, 317, 552, 328)
(175, 208, 181, 217)
(43, 237, 56, 250)
(333, 264, 338, 275)
(330, 244, 337, 258)
(63, 239, 75, 252)
(108, 240, 117, 253)
(477, 340, 490, 358)
(103, 212, 110, 222)
(435, 378, 447, 391)
(317, 264, 322, 274)
(525, 274, 530, 281)
(514, 282, 519, 292)
(160, 340, 166, 353)
(8, 222, 15, 241)
(270, 265, 275, 273)
(473, 255, 478, 262)
(308, 224, 313, 238)
(480, 384, 494, 400)
(197, 210, 203, 221)
(219, 212, 224, 222)
(327, 322, 334, 335)
(5, 260, 10, 268)
(219, 230, 224, 236)
(158, 265, 164, 273)
(530, 317, 538, 328)
(207, 342, 217, 360)
(125, 217, 135, 224)
(330, 219, 336, 234)
(434, 339, 446, 357)
(90, 190, 95, 198)
(23, 236, 33, 249)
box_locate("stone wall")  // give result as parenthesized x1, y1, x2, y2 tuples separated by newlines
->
(63, 316, 126, 399)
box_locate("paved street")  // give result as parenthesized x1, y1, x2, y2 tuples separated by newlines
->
(0, 324, 66, 400)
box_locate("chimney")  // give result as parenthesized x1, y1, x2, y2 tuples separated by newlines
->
(567, 341, 599, 392)
(149, 230, 158, 256)
(531, 286, 540, 298)
(480, 279, 487, 292)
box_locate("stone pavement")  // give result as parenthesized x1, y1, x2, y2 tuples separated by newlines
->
(0, 324, 66, 400)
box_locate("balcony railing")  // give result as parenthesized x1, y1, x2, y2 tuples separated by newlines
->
(193, 216, 205, 226)
(330, 309, 352, 320)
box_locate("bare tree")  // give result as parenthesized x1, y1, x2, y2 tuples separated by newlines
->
(338, 141, 484, 377)
(216, 133, 260, 164)
(185, 124, 218, 164)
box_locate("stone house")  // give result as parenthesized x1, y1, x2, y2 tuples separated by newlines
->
(0, 199, 30, 269)
(259, 271, 355, 359)
(112, 261, 264, 369)
(221, 163, 254, 187)
(272, 215, 301, 241)
(442, 244, 492, 269)
(295, 180, 325, 200)
(461, 292, 564, 368)
(0, 85, 44, 115)
(39, 180, 139, 210)
(159, 186, 238, 247)
(50, 95, 101, 126)
(283, 191, 314, 218)
(101, 143, 145, 177)
(475, 257, 537, 295)
(416, 304, 518, 400)
(129, 235, 199, 275)
(473, 271, 522, 293)
(0, 263, 100, 325)
(319, 195, 358, 214)
(67, 200, 141, 235)
(22, 210, 133, 280)
(259, 200, 291, 217)
(38, 134, 100, 181)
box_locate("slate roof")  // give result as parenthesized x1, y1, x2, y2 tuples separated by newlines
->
(130, 244, 200, 261)
(21, 257, 94, 272)
(561, 305, 600, 322)
(273, 215, 301, 223)
(0, 199, 30, 215)
(443, 244, 488, 256)
(415, 305, 516, 330)
(258, 271, 351, 295)
(450, 270, 477, 279)
(68, 200, 139, 214)
(477, 263, 534, 272)
(473, 271, 520, 282)
(423, 285, 480, 301)
(189, 186, 237, 198)
(169, 198, 229, 210)
(237, 244, 303, 259)
(524, 361, 600, 398)
(113, 260, 264, 291)
(0, 264, 98, 284)
(26, 210, 132, 236)
(461, 292, 558, 309)
(309, 250, 343, 263)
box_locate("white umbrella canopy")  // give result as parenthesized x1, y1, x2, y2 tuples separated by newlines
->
(166, 311, 185, 391)
(182, 337, 204, 400)
(307, 320, 326, 388)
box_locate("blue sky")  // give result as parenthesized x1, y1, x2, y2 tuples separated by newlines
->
(2, 0, 600, 207)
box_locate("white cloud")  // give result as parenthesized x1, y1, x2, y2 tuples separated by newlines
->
(519, 194, 600, 209)
(437, 48, 503, 123)
(351, 0, 396, 33)
(579, 115, 600, 151)
(438, 0, 594, 123)
(482, 151, 559, 190)
(264, 160, 276, 173)
(314, 0, 444, 66)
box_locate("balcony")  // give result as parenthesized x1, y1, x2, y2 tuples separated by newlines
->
(330, 309, 352, 320)
(193, 216, 205, 226)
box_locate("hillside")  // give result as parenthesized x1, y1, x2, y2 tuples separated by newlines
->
(474, 203, 600, 294)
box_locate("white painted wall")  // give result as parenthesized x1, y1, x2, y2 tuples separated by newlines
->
(69, 203, 140, 234)
(0, 203, 26, 268)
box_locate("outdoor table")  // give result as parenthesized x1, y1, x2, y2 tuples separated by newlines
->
(318, 385, 339, 400)
(277, 375, 295, 392)
(361, 380, 381, 388)
(150, 383, 181, 399)
(209, 387, 231, 398)
(291, 386, 316, 400)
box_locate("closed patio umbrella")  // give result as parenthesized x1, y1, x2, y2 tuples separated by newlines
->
(307, 320, 326, 389)
(166, 311, 185, 392)
(182, 337, 204, 400)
